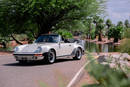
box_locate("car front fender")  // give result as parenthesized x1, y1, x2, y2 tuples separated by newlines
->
(40, 46, 55, 54)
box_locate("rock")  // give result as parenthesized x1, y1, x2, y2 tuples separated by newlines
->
(101, 62, 108, 65)
(126, 62, 130, 67)
(121, 53, 130, 60)
(112, 54, 121, 59)
(97, 55, 107, 63)
(109, 63, 117, 68)
(122, 53, 129, 58)
(97, 53, 130, 72)
(122, 53, 130, 61)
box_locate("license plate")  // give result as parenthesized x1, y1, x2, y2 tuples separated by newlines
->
(17, 56, 32, 60)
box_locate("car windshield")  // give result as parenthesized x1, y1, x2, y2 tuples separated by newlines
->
(35, 35, 59, 43)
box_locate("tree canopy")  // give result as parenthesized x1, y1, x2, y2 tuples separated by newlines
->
(0, 0, 106, 38)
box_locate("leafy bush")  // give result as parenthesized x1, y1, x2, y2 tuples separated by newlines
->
(120, 29, 130, 54)
(54, 29, 73, 39)
(108, 26, 124, 42)
(124, 28, 130, 38)
(120, 39, 130, 55)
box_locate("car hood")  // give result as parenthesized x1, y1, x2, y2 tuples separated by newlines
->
(19, 43, 57, 53)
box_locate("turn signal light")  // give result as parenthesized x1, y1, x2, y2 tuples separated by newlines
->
(34, 54, 42, 57)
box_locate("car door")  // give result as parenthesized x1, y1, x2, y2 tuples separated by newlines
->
(59, 42, 69, 56)
(67, 43, 75, 55)
(57, 36, 74, 56)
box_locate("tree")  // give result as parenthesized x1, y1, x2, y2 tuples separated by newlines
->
(82, 17, 93, 39)
(0, 0, 106, 44)
(0, 0, 106, 36)
(113, 26, 123, 42)
(106, 19, 112, 29)
(93, 16, 105, 41)
(106, 19, 112, 39)
(93, 16, 100, 38)
(96, 18, 105, 41)
(117, 21, 124, 27)
(124, 19, 129, 28)
(108, 24, 123, 43)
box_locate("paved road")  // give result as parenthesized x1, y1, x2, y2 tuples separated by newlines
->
(0, 55, 86, 87)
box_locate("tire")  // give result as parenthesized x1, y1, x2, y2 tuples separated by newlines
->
(73, 48, 82, 60)
(44, 50, 56, 64)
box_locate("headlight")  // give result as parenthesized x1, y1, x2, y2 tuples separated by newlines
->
(34, 47, 42, 53)
(14, 47, 19, 52)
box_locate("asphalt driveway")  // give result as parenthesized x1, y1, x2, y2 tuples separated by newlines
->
(0, 55, 86, 87)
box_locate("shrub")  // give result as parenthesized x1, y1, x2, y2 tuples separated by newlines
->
(54, 29, 73, 39)
(120, 39, 130, 55)
(84, 52, 130, 87)
(120, 29, 130, 54)
(124, 28, 130, 38)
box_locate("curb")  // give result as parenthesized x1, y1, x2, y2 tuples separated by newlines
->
(66, 58, 96, 87)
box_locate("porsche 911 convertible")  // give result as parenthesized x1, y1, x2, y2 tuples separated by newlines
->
(13, 34, 85, 64)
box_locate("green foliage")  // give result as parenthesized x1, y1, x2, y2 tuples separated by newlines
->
(0, 0, 106, 42)
(106, 19, 112, 29)
(96, 18, 105, 33)
(120, 29, 130, 54)
(15, 34, 27, 41)
(114, 26, 123, 39)
(120, 39, 130, 55)
(54, 29, 73, 39)
(0, 46, 13, 51)
(108, 24, 124, 42)
(117, 21, 124, 27)
(90, 25, 96, 40)
(94, 17, 105, 41)
(108, 21, 124, 42)
(0, 0, 106, 37)
(124, 20, 129, 28)
(85, 53, 130, 87)
(108, 26, 114, 39)
(124, 28, 130, 38)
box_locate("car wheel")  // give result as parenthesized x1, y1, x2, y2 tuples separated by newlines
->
(73, 48, 82, 60)
(44, 50, 56, 64)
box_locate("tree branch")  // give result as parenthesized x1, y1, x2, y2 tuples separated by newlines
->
(11, 34, 23, 45)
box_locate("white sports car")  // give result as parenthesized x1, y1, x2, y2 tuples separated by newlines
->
(13, 34, 85, 64)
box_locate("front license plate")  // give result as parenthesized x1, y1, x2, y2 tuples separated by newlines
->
(17, 56, 33, 60)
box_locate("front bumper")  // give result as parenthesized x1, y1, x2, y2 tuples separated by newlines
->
(13, 53, 44, 61)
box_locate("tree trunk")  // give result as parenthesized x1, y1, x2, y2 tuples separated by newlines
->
(114, 38, 118, 43)
(36, 24, 50, 38)
(36, 18, 53, 38)
(98, 33, 102, 41)
(107, 26, 110, 40)
(11, 34, 23, 45)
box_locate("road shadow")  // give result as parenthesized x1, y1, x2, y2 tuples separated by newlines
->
(3, 58, 76, 67)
